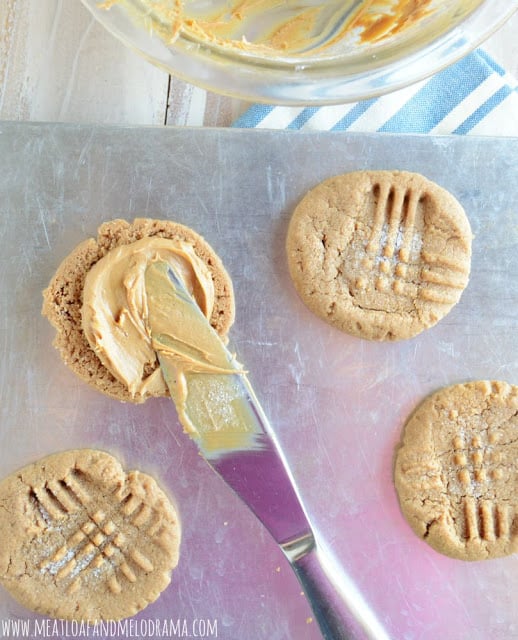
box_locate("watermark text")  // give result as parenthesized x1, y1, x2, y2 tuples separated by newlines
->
(0, 617, 218, 638)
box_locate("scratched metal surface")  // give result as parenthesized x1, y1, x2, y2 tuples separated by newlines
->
(0, 123, 517, 640)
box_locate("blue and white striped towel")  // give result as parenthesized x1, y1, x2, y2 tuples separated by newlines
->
(233, 50, 518, 136)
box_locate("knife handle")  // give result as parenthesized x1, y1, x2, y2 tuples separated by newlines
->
(289, 541, 390, 640)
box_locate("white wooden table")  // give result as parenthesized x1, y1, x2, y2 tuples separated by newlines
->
(1, 1, 517, 128)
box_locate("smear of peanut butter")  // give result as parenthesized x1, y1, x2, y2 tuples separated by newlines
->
(352, 0, 434, 43)
(101, 0, 449, 56)
(81, 236, 215, 399)
(144, 260, 258, 451)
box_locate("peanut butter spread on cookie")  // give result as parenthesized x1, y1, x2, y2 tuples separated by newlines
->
(82, 236, 216, 399)
(82, 238, 253, 448)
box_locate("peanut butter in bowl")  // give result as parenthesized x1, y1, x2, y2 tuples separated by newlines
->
(82, 0, 514, 103)
(101, 0, 476, 56)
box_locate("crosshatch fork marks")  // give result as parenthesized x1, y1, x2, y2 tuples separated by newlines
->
(0, 451, 180, 622)
(35, 483, 168, 596)
(359, 182, 468, 305)
(286, 170, 473, 341)
(395, 380, 518, 560)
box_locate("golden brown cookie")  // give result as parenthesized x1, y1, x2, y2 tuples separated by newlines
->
(0, 449, 180, 620)
(286, 170, 472, 341)
(42, 218, 235, 402)
(394, 380, 518, 560)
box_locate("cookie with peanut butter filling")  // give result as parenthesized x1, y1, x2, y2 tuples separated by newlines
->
(286, 170, 472, 341)
(0, 449, 180, 621)
(394, 380, 518, 560)
(42, 218, 234, 403)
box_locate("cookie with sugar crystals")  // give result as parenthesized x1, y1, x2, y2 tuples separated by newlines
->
(286, 170, 472, 341)
(0, 449, 180, 620)
(394, 380, 518, 560)
(42, 218, 235, 402)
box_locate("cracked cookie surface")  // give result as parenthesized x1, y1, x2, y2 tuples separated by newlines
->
(0, 449, 180, 620)
(394, 380, 518, 560)
(285, 170, 472, 341)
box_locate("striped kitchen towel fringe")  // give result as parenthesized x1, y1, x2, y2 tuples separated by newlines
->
(232, 50, 518, 136)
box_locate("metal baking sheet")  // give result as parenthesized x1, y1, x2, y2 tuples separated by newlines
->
(0, 123, 517, 640)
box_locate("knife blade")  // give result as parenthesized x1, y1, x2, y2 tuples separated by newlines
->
(144, 260, 390, 640)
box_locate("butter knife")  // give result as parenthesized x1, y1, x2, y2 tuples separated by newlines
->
(145, 260, 390, 640)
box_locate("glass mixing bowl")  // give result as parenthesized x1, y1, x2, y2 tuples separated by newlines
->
(80, 0, 517, 105)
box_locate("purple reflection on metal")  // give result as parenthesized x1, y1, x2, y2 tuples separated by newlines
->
(209, 433, 311, 546)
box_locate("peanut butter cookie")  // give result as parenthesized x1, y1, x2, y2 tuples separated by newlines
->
(42, 218, 235, 402)
(0, 449, 180, 620)
(286, 170, 472, 341)
(394, 380, 518, 560)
